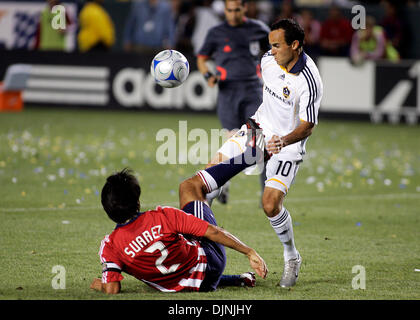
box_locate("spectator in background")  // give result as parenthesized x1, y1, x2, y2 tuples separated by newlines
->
(296, 9, 321, 60)
(78, 0, 115, 52)
(246, 0, 274, 26)
(276, 0, 298, 21)
(191, 0, 222, 55)
(380, 0, 406, 58)
(407, 0, 420, 7)
(123, 0, 176, 55)
(35, 0, 72, 51)
(171, 0, 196, 54)
(0, 10, 6, 50)
(350, 15, 400, 64)
(350, 15, 385, 64)
(319, 5, 353, 56)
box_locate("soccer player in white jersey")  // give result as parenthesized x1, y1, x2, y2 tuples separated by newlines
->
(203, 18, 323, 288)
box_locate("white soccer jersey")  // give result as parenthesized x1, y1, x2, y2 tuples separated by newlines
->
(252, 50, 323, 161)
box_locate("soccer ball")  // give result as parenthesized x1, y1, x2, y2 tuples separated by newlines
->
(150, 50, 190, 88)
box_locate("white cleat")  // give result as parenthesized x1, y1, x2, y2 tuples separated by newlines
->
(279, 252, 302, 288)
(216, 183, 229, 204)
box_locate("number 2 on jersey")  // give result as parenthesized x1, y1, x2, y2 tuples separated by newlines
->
(145, 241, 180, 275)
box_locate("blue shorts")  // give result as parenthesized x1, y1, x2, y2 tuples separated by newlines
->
(217, 80, 263, 131)
(182, 200, 226, 291)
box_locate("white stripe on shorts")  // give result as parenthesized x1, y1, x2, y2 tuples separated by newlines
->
(178, 277, 203, 289)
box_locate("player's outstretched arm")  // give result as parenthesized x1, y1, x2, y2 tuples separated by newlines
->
(90, 278, 121, 294)
(204, 224, 268, 279)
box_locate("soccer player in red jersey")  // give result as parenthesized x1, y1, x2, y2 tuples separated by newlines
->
(90, 136, 268, 294)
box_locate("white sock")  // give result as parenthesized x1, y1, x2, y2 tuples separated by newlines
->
(267, 207, 298, 261)
(197, 170, 219, 193)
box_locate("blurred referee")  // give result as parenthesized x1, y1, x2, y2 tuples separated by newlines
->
(197, 0, 270, 204)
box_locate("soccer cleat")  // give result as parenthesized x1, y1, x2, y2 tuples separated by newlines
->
(239, 272, 256, 287)
(205, 188, 222, 207)
(216, 183, 229, 204)
(279, 252, 302, 288)
(245, 118, 271, 162)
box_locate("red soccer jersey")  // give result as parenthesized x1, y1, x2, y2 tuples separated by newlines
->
(98, 206, 209, 292)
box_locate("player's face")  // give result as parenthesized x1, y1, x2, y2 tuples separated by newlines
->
(225, 0, 246, 27)
(269, 29, 297, 69)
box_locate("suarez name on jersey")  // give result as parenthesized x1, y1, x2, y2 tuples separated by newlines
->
(98, 206, 209, 292)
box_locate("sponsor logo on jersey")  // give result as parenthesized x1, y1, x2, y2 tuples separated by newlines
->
(283, 86, 290, 99)
(264, 85, 293, 106)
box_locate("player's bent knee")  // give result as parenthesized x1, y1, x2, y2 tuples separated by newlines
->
(178, 179, 189, 195)
(179, 176, 202, 194)
(262, 201, 279, 217)
(179, 175, 207, 208)
(262, 188, 285, 217)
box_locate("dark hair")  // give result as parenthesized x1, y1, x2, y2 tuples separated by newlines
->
(270, 18, 305, 48)
(225, 0, 246, 4)
(101, 168, 141, 224)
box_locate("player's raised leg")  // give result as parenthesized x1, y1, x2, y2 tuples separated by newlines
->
(204, 118, 267, 206)
(179, 138, 263, 209)
(205, 152, 229, 206)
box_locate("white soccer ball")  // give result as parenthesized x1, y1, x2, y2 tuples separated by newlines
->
(150, 49, 190, 88)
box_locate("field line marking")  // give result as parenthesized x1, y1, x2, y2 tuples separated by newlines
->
(1, 192, 419, 213)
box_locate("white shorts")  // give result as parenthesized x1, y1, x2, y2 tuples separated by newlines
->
(218, 125, 301, 195)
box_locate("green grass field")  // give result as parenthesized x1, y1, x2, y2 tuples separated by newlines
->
(0, 107, 419, 300)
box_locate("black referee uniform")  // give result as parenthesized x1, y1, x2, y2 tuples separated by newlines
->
(198, 18, 270, 131)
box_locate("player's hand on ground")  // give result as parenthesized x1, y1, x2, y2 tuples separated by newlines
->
(247, 249, 268, 279)
(90, 278, 102, 291)
(266, 135, 285, 154)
